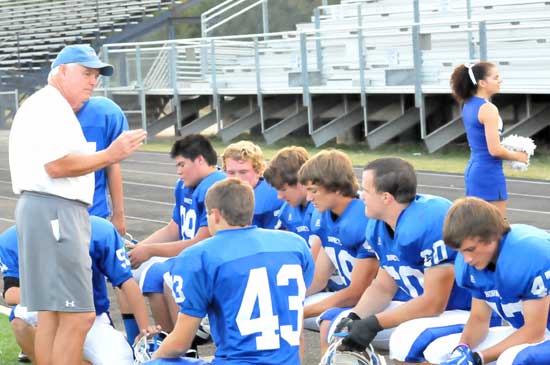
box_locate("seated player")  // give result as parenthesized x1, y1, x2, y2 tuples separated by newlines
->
(424, 197, 550, 365)
(222, 140, 282, 229)
(0, 217, 158, 365)
(331, 158, 472, 363)
(263, 146, 321, 259)
(298, 150, 379, 331)
(145, 178, 314, 365)
(127, 134, 225, 332)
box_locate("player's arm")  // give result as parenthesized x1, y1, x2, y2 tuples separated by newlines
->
(305, 247, 335, 297)
(119, 278, 159, 341)
(106, 162, 126, 235)
(458, 297, 492, 349)
(152, 313, 201, 359)
(3, 277, 21, 306)
(353, 267, 397, 318)
(142, 226, 211, 258)
(127, 220, 180, 268)
(480, 296, 550, 363)
(304, 257, 379, 318)
(376, 264, 455, 328)
(479, 103, 527, 162)
(44, 129, 146, 178)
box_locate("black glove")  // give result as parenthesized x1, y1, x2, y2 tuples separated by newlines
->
(340, 315, 383, 352)
(333, 312, 361, 335)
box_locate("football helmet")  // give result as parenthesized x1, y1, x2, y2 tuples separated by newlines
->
(194, 316, 212, 346)
(320, 337, 386, 365)
(133, 331, 168, 364)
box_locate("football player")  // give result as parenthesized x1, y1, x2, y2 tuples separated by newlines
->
(263, 146, 321, 259)
(424, 197, 550, 365)
(146, 178, 314, 365)
(327, 158, 472, 362)
(0, 217, 158, 364)
(298, 150, 379, 331)
(127, 134, 225, 332)
(221, 140, 282, 229)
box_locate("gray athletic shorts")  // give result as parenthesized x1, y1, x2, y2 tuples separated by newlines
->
(15, 191, 94, 312)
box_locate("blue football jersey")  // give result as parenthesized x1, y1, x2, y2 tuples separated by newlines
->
(455, 224, 550, 329)
(276, 201, 316, 247)
(0, 219, 132, 316)
(77, 97, 129, 218)
(89, 216, 133, 315)
(363, 194, 471, 310)
(0, 226, 19, 279)
(252, 178, 283, 229)
(171, 170, 226, 240)
(311, 199, 373, 288)
(168, 227, 314, 365)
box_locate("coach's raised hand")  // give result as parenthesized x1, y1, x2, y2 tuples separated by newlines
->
(106, 129, 147, 163)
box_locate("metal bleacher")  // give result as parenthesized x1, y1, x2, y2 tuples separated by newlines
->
(3, 0, 550, 149)
(93, 0, 550, 150)
(0, 0, 187, 71)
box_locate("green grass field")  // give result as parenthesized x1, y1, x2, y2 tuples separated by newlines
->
(0, 313, 20, 365)
(142, 135, 550, 181)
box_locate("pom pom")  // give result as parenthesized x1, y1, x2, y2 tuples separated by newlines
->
(501, 135, 536, 171)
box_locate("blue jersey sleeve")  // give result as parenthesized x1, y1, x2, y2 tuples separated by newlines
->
(170, 250, 211, 318)
(454, 255, 485, 300)
(171, 180, 184, 226)
(302, 241, 315, 288)
(0, 226, 20, 279)
(90, 217, 133, 287)
(105, 103, 129, 144)
(498, 227, 550, 301)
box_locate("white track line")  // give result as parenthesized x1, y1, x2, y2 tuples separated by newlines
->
(125, 159, 174, 166)
(418, 185, 550, 200)
(121, 168, 175, 177)
(125, 215, 169, 224)
(417, 171, 550, 185)
(123, 181, 173, 189)
(125, 197, 172, 206)
(0, 217, 15, 223)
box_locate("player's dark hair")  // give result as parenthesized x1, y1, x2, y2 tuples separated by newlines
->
(443, 197, 511, 249)
(363, 158, 416, 204)
(298, 149, 358, 198)
(264, 146, 310, 190)
(450, 62, 495, 103)
(170, 134, 217, 166)
(206, 178, 254, 226)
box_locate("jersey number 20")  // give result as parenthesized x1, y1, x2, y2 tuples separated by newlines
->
(236, 265, 306, 350)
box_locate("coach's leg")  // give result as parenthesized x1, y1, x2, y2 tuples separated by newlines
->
(52, 311, 95, 365)
(11, 318, 36, 363)
(35, 311, 59, 365)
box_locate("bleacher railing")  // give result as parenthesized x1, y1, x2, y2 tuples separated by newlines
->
(97, 10, 550, 136)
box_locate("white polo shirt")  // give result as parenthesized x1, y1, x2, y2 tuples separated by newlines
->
(9, 85, 95, 205)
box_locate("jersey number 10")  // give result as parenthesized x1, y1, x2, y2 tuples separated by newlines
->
(236, 265, 306, 350)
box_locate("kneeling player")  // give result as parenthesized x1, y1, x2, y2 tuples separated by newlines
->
(424, 197, 550, 365)
(328, 158, 472, 362)
(0, 217, 157, 364)
(147, 178, 314, 364)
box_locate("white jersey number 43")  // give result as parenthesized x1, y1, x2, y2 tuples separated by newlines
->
(236, 265, 306, 350)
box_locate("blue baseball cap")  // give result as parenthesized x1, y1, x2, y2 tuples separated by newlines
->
(52, 45, 114, 76)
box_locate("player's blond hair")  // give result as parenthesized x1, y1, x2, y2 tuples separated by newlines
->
(298, 149, 358, 198)
(221, 140, 266, 175)
(206, 178, 254, 226)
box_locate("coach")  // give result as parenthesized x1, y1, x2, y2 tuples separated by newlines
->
(8, 45, 146, 365)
